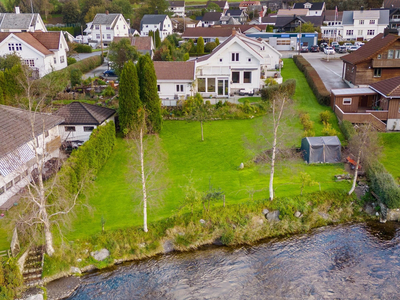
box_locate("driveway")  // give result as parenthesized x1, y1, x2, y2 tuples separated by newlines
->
(82, 62, 118, 80)
(74, 51, 102, 61)
(300, 52, 349, 91)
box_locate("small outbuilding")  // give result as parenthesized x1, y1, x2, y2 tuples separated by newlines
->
(301, 136, 341, 164)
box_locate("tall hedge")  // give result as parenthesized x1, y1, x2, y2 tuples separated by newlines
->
(293, 55, 330, 106)
(261, 79, 296, 101)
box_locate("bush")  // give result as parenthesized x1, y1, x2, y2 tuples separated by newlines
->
(102, 86, 115, 97)
(368, 161, 400, 208)
(339, 120, 355, 140)
(321, 122, 338, 136)
(260, 79, 296, 101)
(74, 44, 92, 53)
(319, 110, 330, 123)
(293, 55, 330, 106)
(281, 79, 296, 96)
(303, 129, 315, 137)
(260, 84, 280, 101)
(204, 42, 217, 52)
(300, 113, 314, 130)
(70, 69, 82, 87)
(67, 57, 77, 65)
(0, 257, 23, 299)
(97, 79, 106, 85)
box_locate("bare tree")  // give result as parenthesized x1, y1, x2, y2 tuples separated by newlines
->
(347, 123, 380, 195)
(127, 110, 166, 232)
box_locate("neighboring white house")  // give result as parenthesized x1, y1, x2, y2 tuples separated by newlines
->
(199, 12, 222, 27)
(168, 1, 185, 17)
(55, 102, 116, 143)
(293, 2, 325, 16)
(90, 13, 129, 47)
(341, 10, 389, 41)
(195, 32, 282, 97)
(140, 15, 173, 41)
(0, 31, 68, 78)
(0, 105, 64, 210)
(154, 61, 195, 103)
(0, 9, 47, 32)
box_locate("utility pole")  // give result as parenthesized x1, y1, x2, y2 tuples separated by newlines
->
(298, 21, 302, 55)
(100, 25, 104, 58)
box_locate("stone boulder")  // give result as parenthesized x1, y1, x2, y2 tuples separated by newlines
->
(239, 163, 244, 169)
(91, 249, 110, 261)
(70, 267, 81, 274)
(363, 204, 375, 215)
(266, 210, 280, 222)
(294, 211, 303, 218)
(318, 212, 329, 220)
(262, 208, 269, 215)
(387, 208, 400, 221)
(163, 240, 174, 253)
(26, 295, 43, 300)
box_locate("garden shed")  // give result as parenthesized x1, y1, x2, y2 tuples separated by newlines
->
(301, 136, 341, 164)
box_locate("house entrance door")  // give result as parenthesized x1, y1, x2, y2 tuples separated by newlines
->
(218, 80, 229, 96)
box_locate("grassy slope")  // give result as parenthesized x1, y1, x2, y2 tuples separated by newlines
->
(379, 133, 400, 181)
(64, 59, 349, 241)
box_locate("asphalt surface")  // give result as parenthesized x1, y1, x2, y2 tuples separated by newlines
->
(74, 51, 102, 61)
(300, 51, 349, 91)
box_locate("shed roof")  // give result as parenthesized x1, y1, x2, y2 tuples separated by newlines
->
(55, 102, 116, 125)
(331, 87, 376, 96)
(305, 136, 341, 146)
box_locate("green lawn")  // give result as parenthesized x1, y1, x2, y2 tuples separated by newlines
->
(238, 96, 261, 103)
(379, 133, 400, 181)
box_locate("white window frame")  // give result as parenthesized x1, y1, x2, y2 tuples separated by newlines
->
(343, 98, 352, 105)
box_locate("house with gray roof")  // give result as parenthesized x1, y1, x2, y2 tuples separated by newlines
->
(140, 15, 173, 41)
(293, 2, 325, 16)
(90, 12, 129, 47)
(0, 10, 46, 32)
(0, 105, 64, 210)
(168, 1, 185, 17)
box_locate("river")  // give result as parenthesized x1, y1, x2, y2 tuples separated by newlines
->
(67, 222, 400, 299)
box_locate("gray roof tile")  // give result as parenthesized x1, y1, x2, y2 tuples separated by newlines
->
(55, 102, 116, 125)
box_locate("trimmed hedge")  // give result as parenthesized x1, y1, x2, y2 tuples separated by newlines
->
(74, 44, 92, 53)
(293, 55, 330, 106)
(368, 160, 400, 209)
(260, 79, 296, 101)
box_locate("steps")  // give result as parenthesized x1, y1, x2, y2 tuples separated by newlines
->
(23, 246, 44, 287)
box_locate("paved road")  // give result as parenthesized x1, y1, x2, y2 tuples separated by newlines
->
(82, 62, 119, 80)
(300, 52, 349, 91)
(74, 51, 102, 61)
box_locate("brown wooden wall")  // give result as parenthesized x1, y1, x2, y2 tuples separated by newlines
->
(388, 99, 400, 119)
(334, 95, 359, 112)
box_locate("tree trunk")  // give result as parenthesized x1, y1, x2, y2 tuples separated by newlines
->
(201, 121, 204, 141)
(43, 220, 55, 256)
(140, 128, 148, 232)
(269, 129, 277, 200)
(349, 147, 362, 195)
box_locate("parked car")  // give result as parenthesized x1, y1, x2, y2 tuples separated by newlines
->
(239, 88, 254, 96)
(343, 43, 353, 50)
(324, 47, 335, 55)
(348, 46, 359, 52)
(338, 46, 347, 53)
(300, 46, 309, 53)
(103, 69, 117, 77)
(331, 41, 339, 47)
(319, 42, 328, 51)
(310, 45, 319, 52)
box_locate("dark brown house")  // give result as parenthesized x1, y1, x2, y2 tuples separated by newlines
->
(341, 33, 400, 86)
(331, 76, 400, 131)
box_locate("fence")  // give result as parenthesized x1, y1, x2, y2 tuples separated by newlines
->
(0, 249, 11, 258)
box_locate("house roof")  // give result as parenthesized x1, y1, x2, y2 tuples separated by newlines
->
(0, 32, 60, 55)
(342, 10, 389, 25)
(0, 105, 64, 159)
(383, 0, 400, 8)
(226, 9, 244, 16)
(261, 16, 278, 24)
(331, 87, 376, 96)
(239, 1, 260, 8)
(202, 12, 222, 22)
(324, 10, 343, 21)
(113, 36, 153, 51)
(154, 61, 195, 80)
(341, 33, 400, 64)
(206, 1, 227, 9)
(140, 14, 168, 31)
(293, 2, 324, 10)
(168, 1, 185, 7)
(277, 9, 309, 16)
(275, 15, 324, 27)
(0, 13, 41, 30)
(182, 25, 264, 38)
(92, 13, 120, 26)
(55, 102, 116, 125)
(370, 76, 400, 97)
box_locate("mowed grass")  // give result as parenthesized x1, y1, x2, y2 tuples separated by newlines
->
(238, 96, 261, 103)
(379, 133, 400, 181)
(65, 59, 350, 241)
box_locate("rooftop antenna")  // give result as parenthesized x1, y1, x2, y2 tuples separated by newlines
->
(30, 0, 34, 13)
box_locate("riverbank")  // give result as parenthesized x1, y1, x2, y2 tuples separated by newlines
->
(37, 190, 376, 299)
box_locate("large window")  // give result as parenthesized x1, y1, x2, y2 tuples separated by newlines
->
(231, 53, 239, 61)
(346, 30, 354, 35)
(95, 25, 100, 30)
(84, 126, 94, 132)
(358, 30, 363, 36)
(176, 84, 183, 92)
(370, 20, 376, 24)
(367, 30, 375, 36)
(207, 78, 215, 92)
(232, 72, 239, 83)
(60, 56, 65, 63)
(198, 78, 206, 92)
(374, 68, 381, 77)
(6, 181, 13, 189)
(277, 39, 290, 45)
(8, 43, 14, 51)
(244, 72, 252, 83)
(396, 50, 400, 59)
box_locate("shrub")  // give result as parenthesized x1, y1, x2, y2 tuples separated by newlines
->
(321, 122, 338, 136)
(368, 161, 400, 208)
(339, 120, 355, 140)
(260, 84, 280, 101)
(264, 77, 278, 86)
(97, 79, 106, 85)
(74, 44, 92, 53)
(303, 129, 315, 137)
(319, 110, 330, 123)
(204, 42, 217, 52)
(261, 79, 296, 101)
(70, 68, 82, 87)
(0, 257, 23, 299)
(300, 113, 314, 130)
(102, 86, 115, 97)
(67, 57, 77, 65)
(293, 55, 330, 106)
(282, 79, 296, 96)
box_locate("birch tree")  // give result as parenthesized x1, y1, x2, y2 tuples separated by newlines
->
(348, 123, 380, 195)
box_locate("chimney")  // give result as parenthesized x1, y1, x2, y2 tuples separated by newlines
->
(15, 7, 20, 14)
(384, 27, 390, 37)
(259, 11, 263, 23)
(360, 6, 364, 11)
(106, 10, 109, 15)
(232, 27, 237, 35)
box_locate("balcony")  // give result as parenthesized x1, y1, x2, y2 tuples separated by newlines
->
(372, 59, 400, 68)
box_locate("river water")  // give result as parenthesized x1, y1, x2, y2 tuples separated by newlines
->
(67, 222, 400, 299)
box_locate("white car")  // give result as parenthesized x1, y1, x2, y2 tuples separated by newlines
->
(324, 47, 335, 55)
(348, 46, 359, 52)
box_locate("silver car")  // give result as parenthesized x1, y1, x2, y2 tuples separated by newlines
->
(324, 47, 335, 55)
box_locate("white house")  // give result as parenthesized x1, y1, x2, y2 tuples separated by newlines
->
(154, 61, 195, 103)
(55, 102, 116, 143)
(195, 31, 282, 97)
(0, 9, 47, 32)
(140, 15, 173, 41)
(0, 31, 68, 78)
(168, 1, 185, 17)
(341, 10, 390, 41)
(199, 12, 222, 27)
(293, 2, 325, 16)
(0, 105, 64, 210)
(90, 13, 129, 47)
